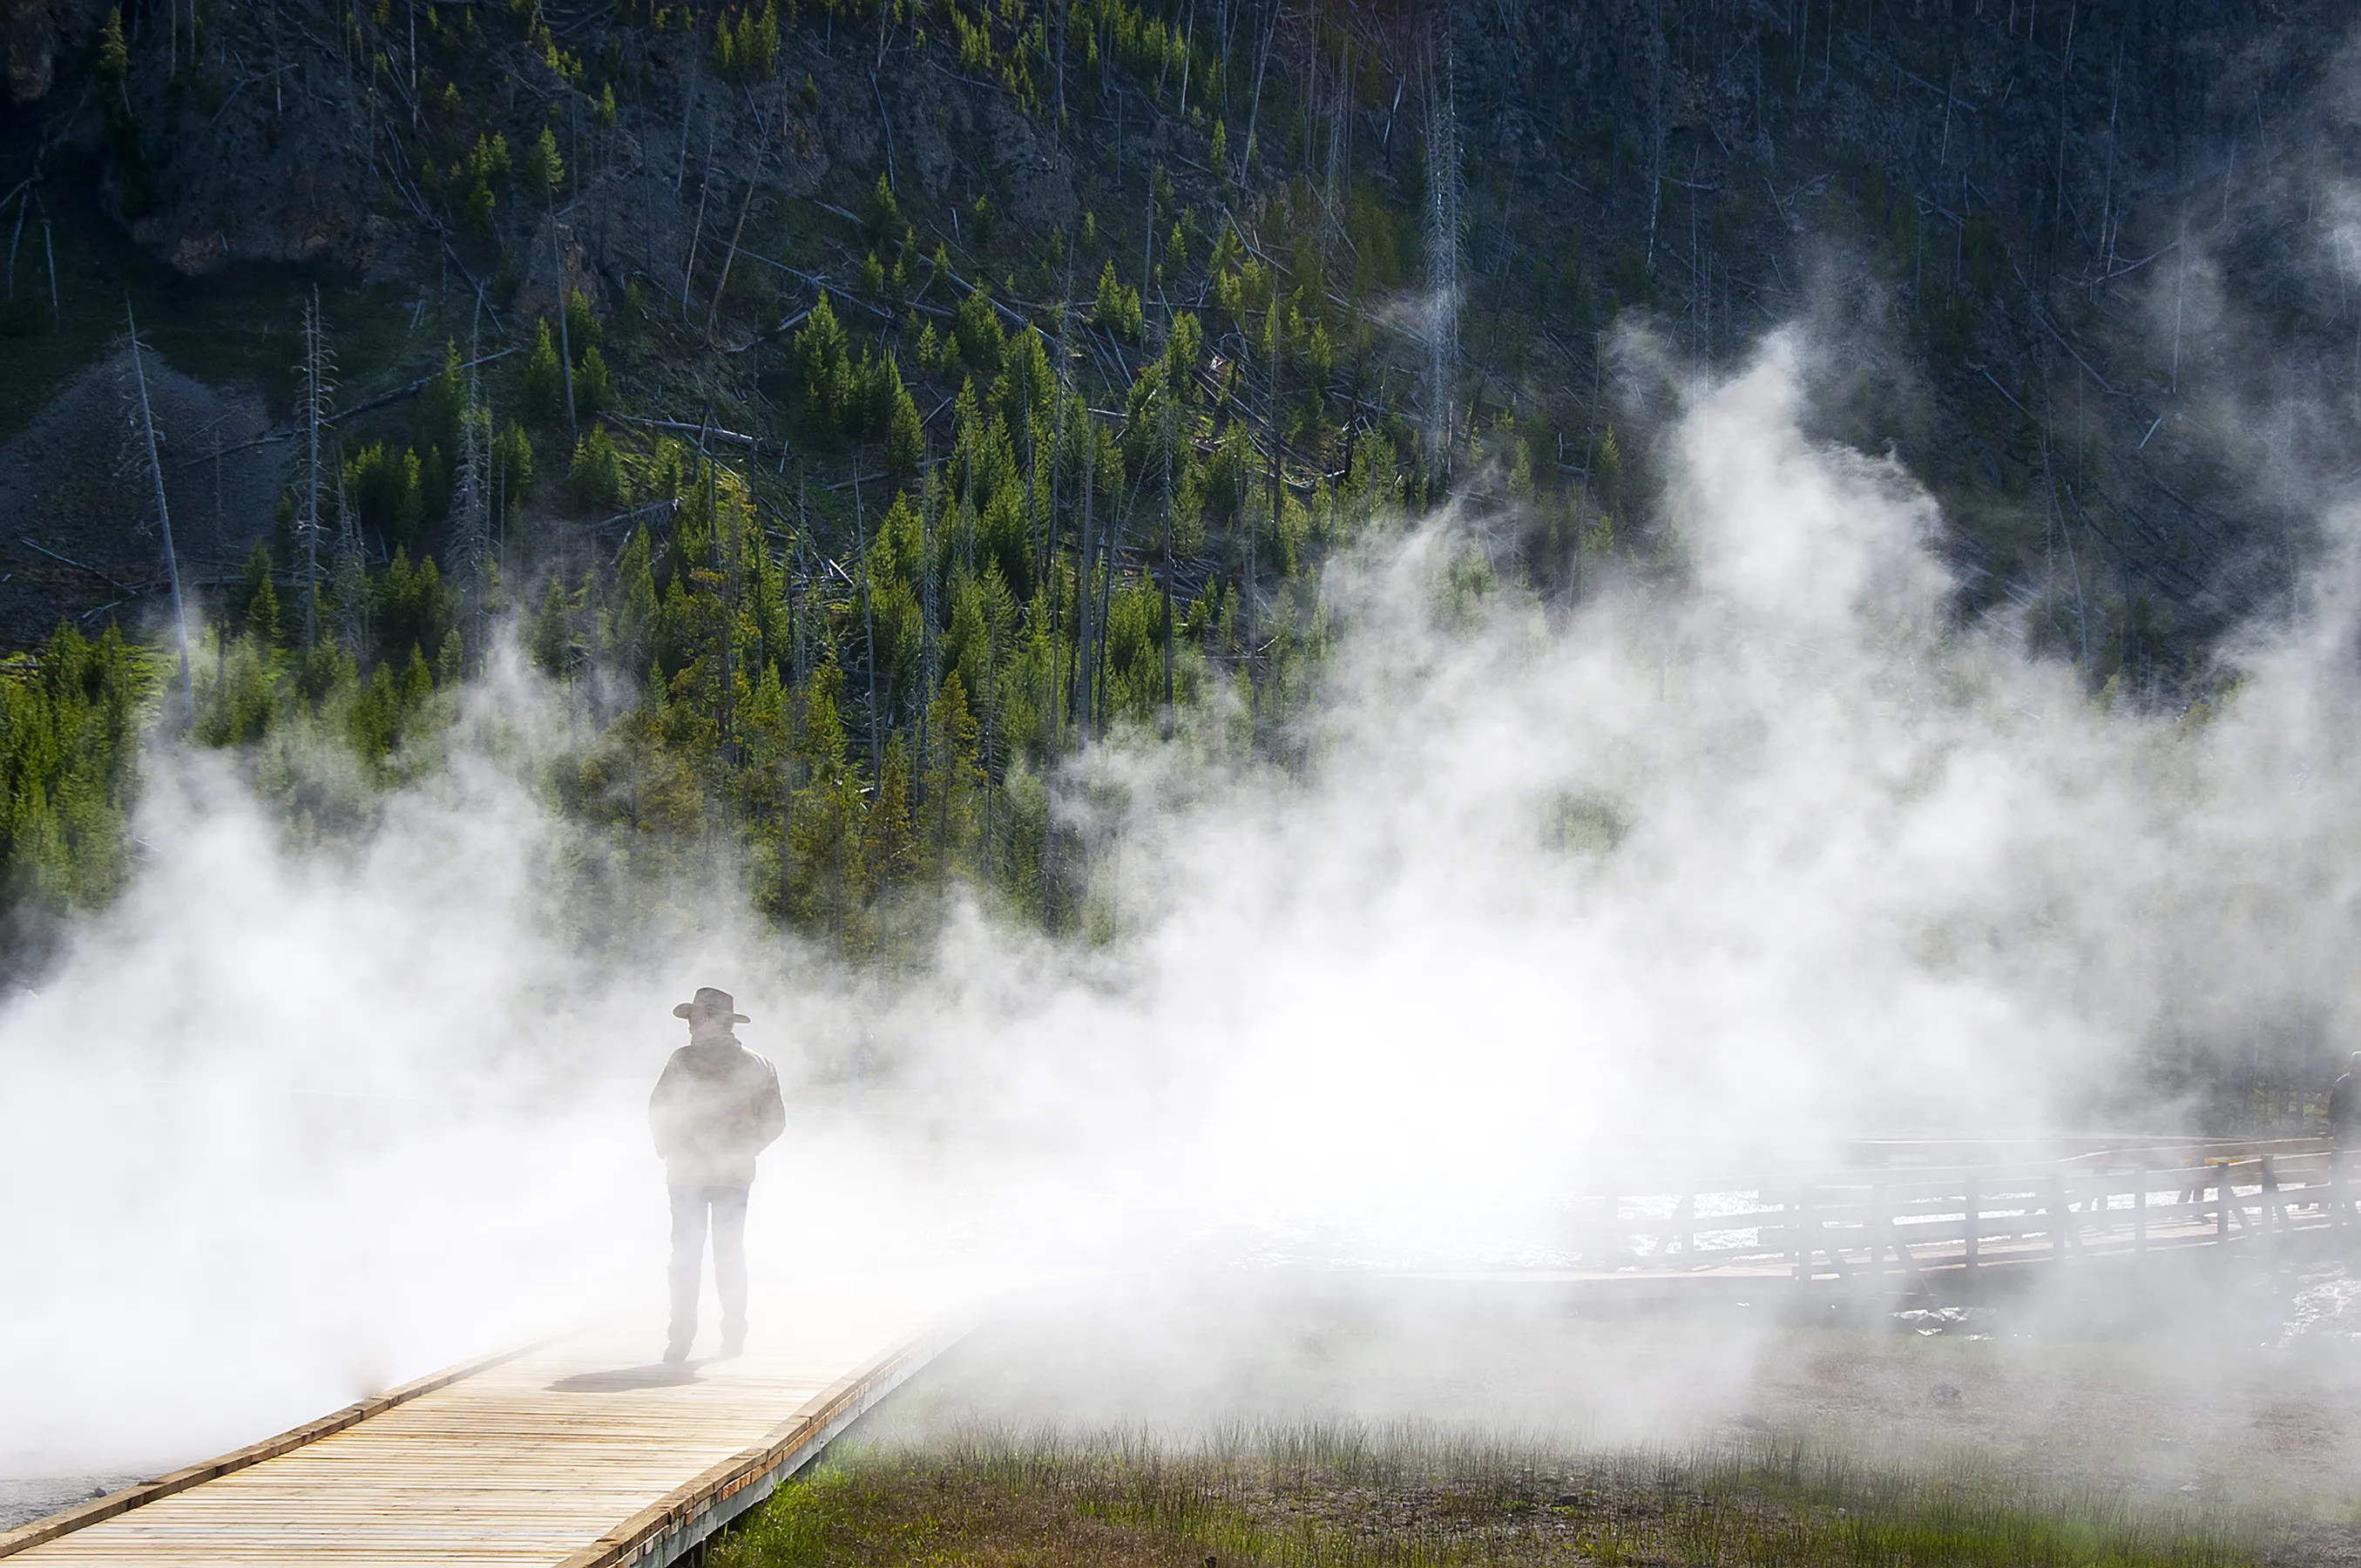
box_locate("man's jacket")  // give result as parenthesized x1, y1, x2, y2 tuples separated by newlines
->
(649, 1037, 787, 1187)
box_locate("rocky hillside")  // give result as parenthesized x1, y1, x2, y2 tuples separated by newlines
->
(3, 1, 2349, 678)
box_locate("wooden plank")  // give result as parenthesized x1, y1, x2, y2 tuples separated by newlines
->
(0, 1341, 555, 1559)
(0, 1284, 962, 1567)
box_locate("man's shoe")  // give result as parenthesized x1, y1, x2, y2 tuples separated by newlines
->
(662, 1341, 691, 1365)
(720, 1328, 746, 1359)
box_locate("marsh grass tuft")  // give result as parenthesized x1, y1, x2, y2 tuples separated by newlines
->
(712, 1423, 2276, 1568)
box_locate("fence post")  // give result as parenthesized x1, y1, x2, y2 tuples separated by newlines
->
(1871, 1184, 1888, 1278)
(2216, 1162, 2231, 1240)
(2050, 1176, 2067, 1263)
(2134, 1160, 2148, 1255)
(1963, 1174, 1979, 1277)
(1794, 1189, 1812, 1282)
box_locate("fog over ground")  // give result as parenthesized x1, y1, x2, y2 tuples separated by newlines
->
(6, 324, 2361, 1481)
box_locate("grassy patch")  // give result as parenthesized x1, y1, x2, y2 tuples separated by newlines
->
(714, 1428, 2275, 1568)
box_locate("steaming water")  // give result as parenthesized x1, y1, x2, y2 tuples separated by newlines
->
(10, 335, 2361, 1494)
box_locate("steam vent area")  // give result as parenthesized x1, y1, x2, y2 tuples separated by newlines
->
(17, 0, 2361, 1563)
(10, 1151, 2361, 1564)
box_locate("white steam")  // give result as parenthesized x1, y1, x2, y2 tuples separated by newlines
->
(5, 331, 2359, 1476)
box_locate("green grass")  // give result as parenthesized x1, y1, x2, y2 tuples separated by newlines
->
(713, 1424, 2277, 1568)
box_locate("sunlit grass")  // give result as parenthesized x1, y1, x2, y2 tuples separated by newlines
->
(714, 1423, 2275, 1568)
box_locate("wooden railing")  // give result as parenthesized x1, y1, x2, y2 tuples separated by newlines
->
(1561, 1138, 2360, 1281)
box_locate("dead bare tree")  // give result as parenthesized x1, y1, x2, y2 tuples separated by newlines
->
(452, 308, 493, 661)
(551, 213, 577, 440)
(126, 303, 197, 731)
(298, 287, 336, 645)
(1160, 301, 1176, 728)
(707, 149, 767, 339)
(853, 470, 883, 784)
(332, 440, 366, 655)
(1074, 404, 1097, 741)
(1423, 30, 1459, 470)
(1045, 248, 1073, 759)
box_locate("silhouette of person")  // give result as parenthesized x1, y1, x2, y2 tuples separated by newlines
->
(2327, 1051, 2361, 1225)
(648, 987, 785, 1362)
(2332, 1051, 2361, 1149)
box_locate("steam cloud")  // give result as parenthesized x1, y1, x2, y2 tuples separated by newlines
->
(6, 327, 2359, 1477)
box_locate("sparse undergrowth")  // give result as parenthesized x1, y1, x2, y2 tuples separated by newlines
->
(713, 1430, 2276, 1568)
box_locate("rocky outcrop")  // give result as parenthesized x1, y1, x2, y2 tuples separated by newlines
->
(2, 0, 104, 103)
(124, 78, 380, 276)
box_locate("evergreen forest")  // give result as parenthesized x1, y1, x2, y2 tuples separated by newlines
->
(0, 0, 2349, 1004)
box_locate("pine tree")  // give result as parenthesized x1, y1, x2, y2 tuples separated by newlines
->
(240, 544, 282, 647)
(574, 345, 612, 420)
(884, 359, 924, 476)
(567, 426, 625, 510)
(97, 7, 128, 95)
(492, 421, 535, 497)
(565, 287, 601, 358)
(526, 125, 565, 201)
(869, 173, 902, 240)
(922, 672, 983, 882)
(527, 578, 573, 675)
(794, 293, 850, 435)
(859, 738, 918, 902)
(520, 319, 567, 427)
(417, 341, 467, 459)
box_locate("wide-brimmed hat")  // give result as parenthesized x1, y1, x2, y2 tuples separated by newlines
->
(673, 985, 750, 1023)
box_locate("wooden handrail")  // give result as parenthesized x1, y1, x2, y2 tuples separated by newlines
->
(1558, 1143, 2359, 1274)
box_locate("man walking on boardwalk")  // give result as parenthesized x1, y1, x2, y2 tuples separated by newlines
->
(650, 987, 786, 1362)
(2333, 1052, 2361, 1148)
(2330, 1051, 2361, 1225)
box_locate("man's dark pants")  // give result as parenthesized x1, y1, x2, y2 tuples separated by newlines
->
(667, 1185, 749, 1354)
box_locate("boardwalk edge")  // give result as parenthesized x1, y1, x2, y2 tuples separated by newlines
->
(558, 1320, 973, 1568)
(0, 1337, 556, 1560)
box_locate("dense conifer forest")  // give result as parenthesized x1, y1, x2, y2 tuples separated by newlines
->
(0, 0, 2349, 978)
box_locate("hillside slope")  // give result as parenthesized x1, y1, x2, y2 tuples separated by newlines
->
(0, 0, 2351, 1009)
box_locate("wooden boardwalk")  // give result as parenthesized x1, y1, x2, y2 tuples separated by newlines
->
(1, 1139, 2349, 1563)
(0, 1282, 957, 1567)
